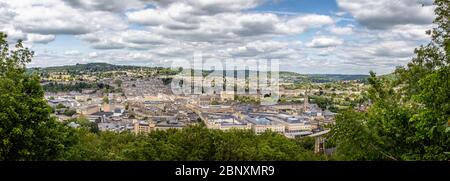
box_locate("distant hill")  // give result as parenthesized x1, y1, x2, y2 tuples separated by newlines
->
(191, 69, 369, 82)
(279, 71, 369, 83)
(302, 74, 369, 83)
(28, 63, 180, 76)
(44, 63, 134, 73)
(29, 63, 156, 73)
(28, 63, 370, 83)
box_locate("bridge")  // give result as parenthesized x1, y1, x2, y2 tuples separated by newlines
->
(308, 129, 331, 154)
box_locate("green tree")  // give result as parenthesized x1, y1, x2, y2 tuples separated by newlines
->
(210, 100, 219, 105)
(330, 0, 449, 161)
(309, 95, 332, 110)
(69, 116, 99, 134)
(61, 126, 323, 161)
(63, 109, 77, 117)
(0, 33, 70, 160)
(103, 96, 109, 104)
(56, 103, 66, 109)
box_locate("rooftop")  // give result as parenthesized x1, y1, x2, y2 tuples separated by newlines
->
(247, 117, 276, 125)
(91, 111, 114, 117)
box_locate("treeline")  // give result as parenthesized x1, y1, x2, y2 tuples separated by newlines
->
(42, 82, 110, 93)
(43, 63, 143, 74)
(59, 125, 323, 161)
(37, 63, 182, 76)
(234, 95, 261, 104)
(308, 95, 337, 111)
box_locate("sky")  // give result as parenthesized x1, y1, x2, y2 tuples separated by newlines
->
(0, 0, 437, 74)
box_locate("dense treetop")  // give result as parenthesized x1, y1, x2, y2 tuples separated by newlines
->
(330, 0, 449, 161)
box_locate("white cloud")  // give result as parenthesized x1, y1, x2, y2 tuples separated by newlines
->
(225, 40, 299, 57)
(91, 41, 126, 50)
(370, 41, 417, 58)
(0, 2, 15, 24)
(27, 34, 55, 44)
(328, 25, 353, 35)
(127, 8, 172, 26)
(127, 8, 333, 42)
(80, 29, 173, 50)
(335, 11, 347, 17)
(88, 52, 99, 58)
(64, 50, 81, 56)
(1, 0, 127, 45)
(232, 13, 285, 36)
(306, 36, 343, 48)
(122, 30, 171, 45)
(0, 24, 26, 41)
(10, 1, 94, 35)
(285, 14, 334, 33)
(61, 0, 148, 12)
(336, 0, 435, 29)
(377, 24, 432, 41)
(154, 0, 265, 14)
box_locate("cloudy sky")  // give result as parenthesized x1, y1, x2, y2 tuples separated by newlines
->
(0, 0, 436, 74)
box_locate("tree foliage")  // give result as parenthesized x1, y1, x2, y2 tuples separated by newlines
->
(0, 33, 71, 160)
(330, 0, 450, 161)
(60, 126, 322, 161)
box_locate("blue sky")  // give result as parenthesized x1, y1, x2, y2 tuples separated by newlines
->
(0, 0, 436, 74)
(255, 0, 339, 15)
